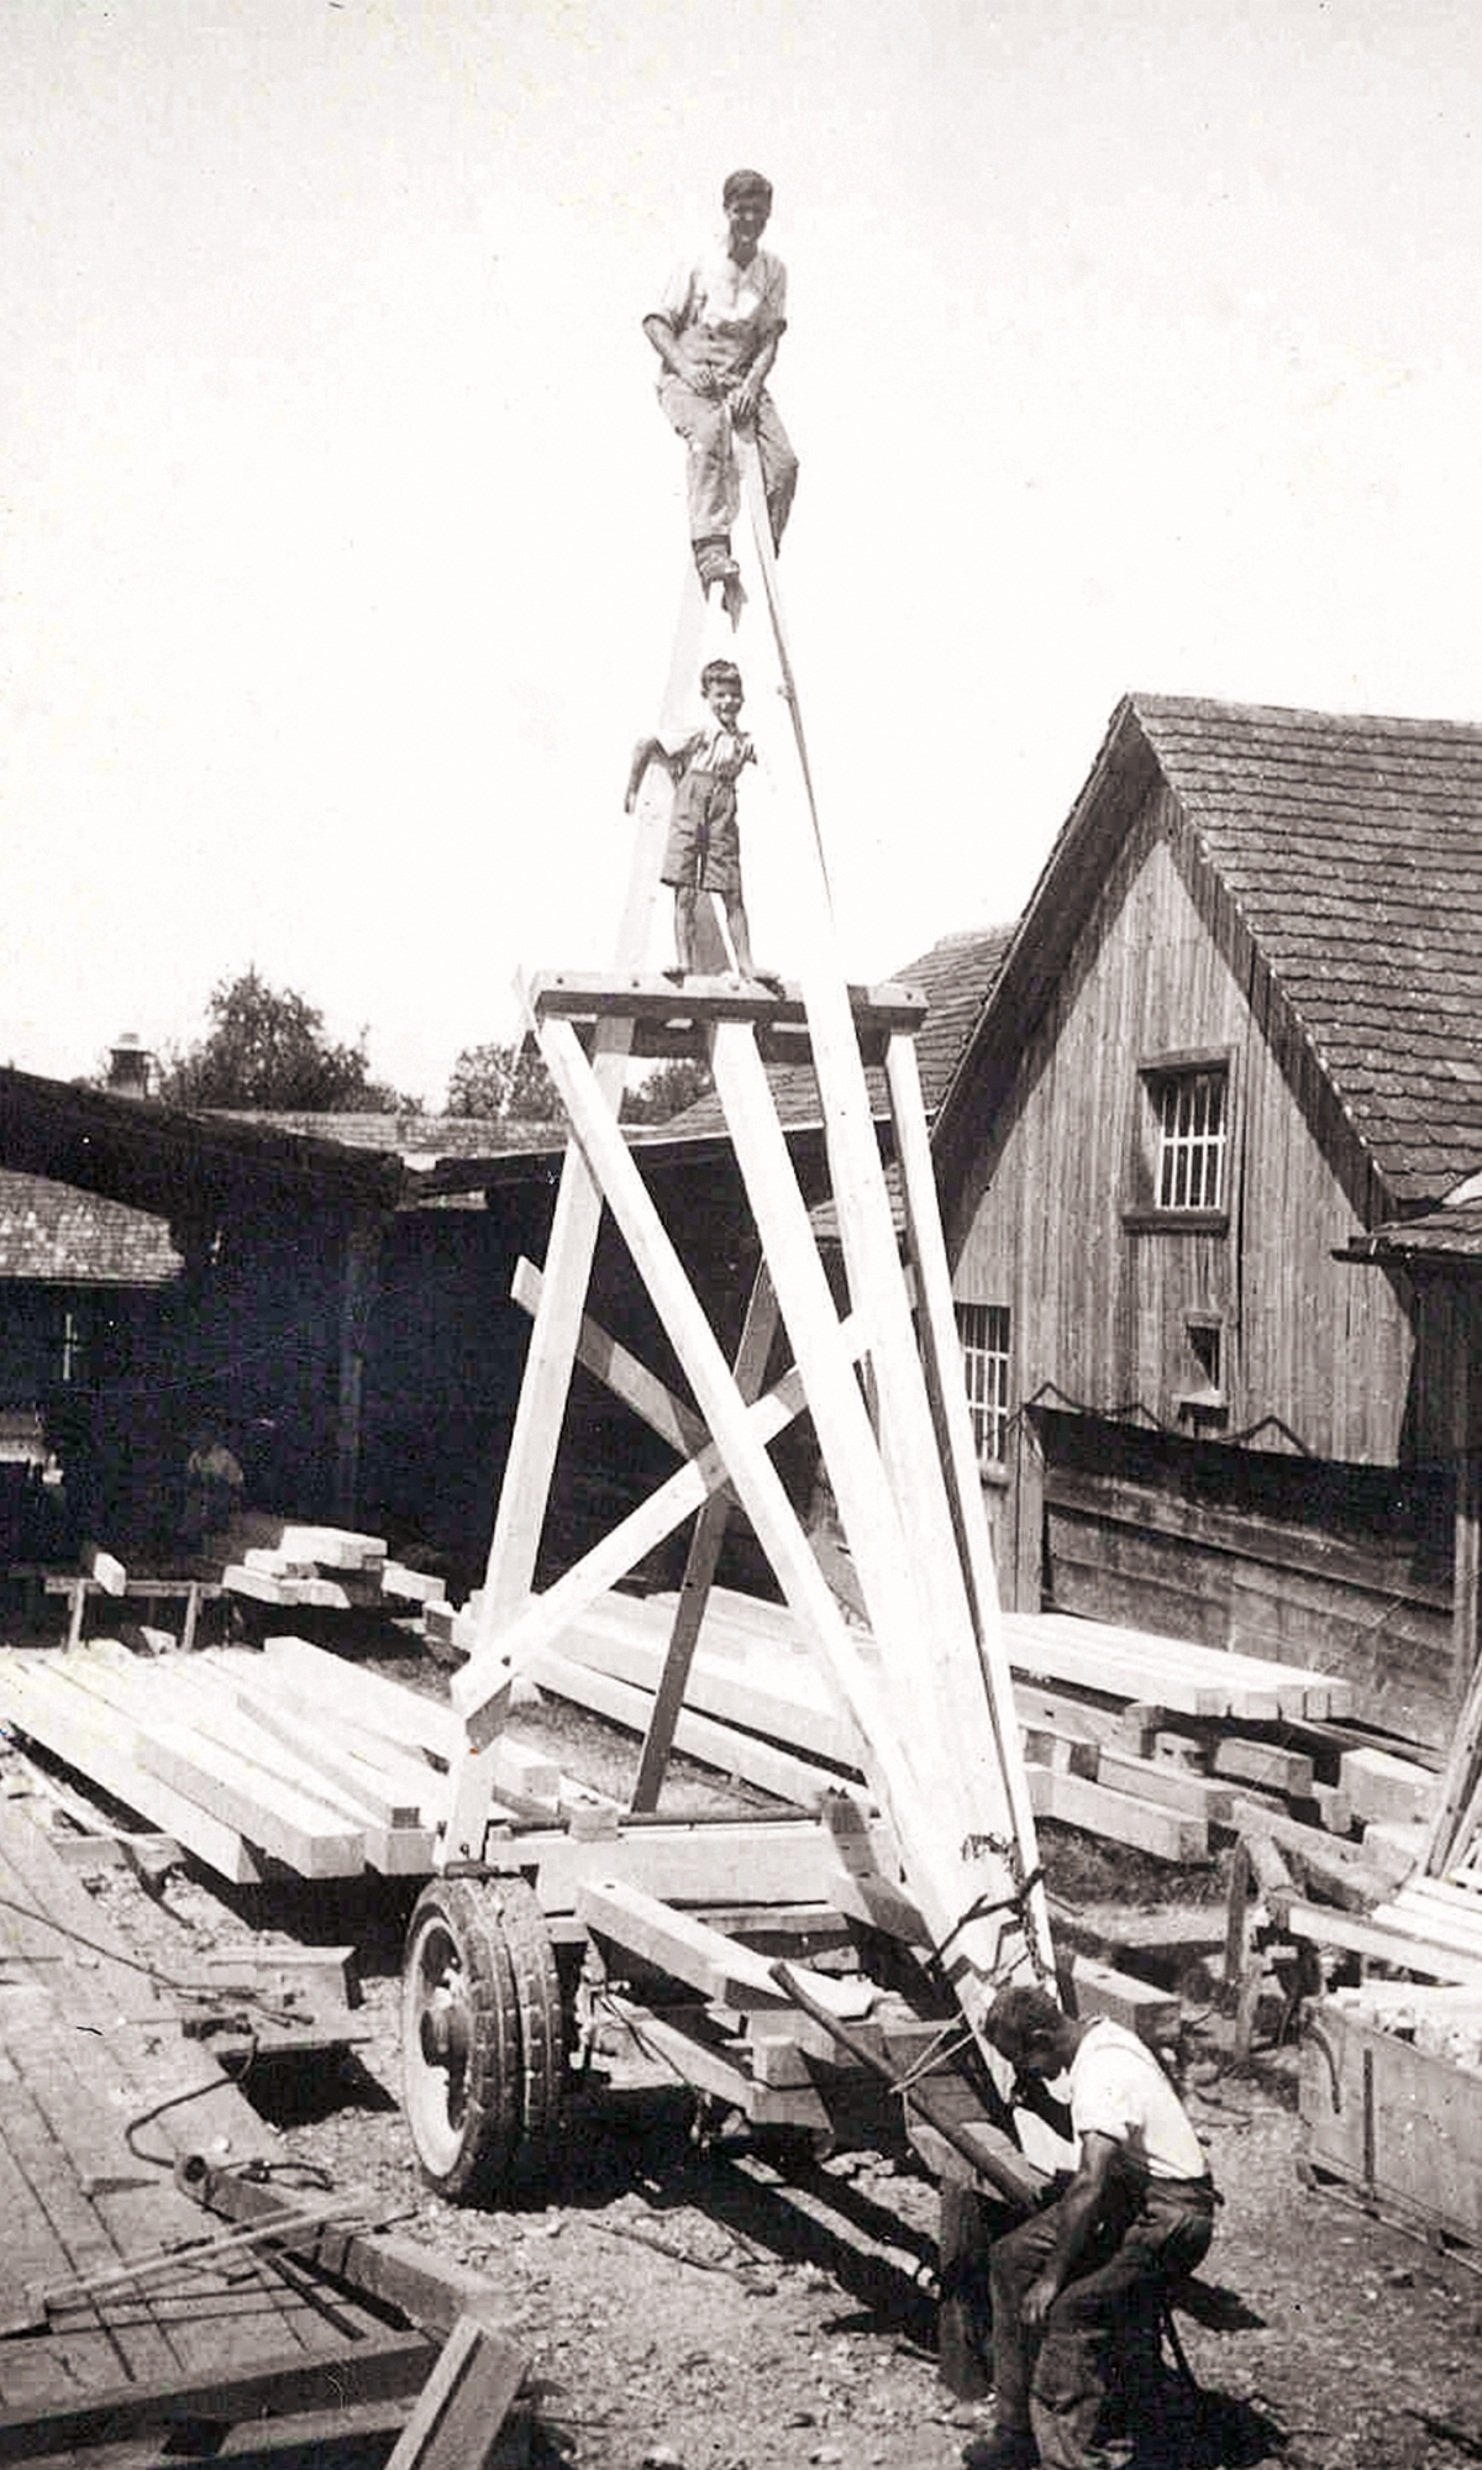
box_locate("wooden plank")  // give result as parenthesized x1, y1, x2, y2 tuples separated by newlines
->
(257, 1637, 461, 1762)
(83, 1643, 426, 1833)
(529, 969, 926, 1036)
(545, 1605, 865, 1769)
(481, 1817, 852, 1914)
(134, 1729, 365, 1878)
(215, 1661, 446, 1818)
(573, 1876, 872, 2016)
(530, 1643, 847, 1808)
(1211, 1737, 1316, 1797)
(179, 2161, 521, 2340)
(882, 1024, 1051, 1967)
(510, 1254, 709, 1463)
(1284, 1899, 1482, 1981)
(0, 2328, 434, 2463)
(598, 1995, 833, 2129)
(18, 1646, 378, 1873)
(1340, 1743, 1437, 1829)
(1025, 1765, 1210, 1862)
(383, 2306, 526, 2470)
(1095, 1748, 1237, 1823)
(0, 1660, 263, 1886)
(1004, 1606, 1350, 1718)
(1066, 1954, 1183, 2044)
(706, 1016, 1032, 2000)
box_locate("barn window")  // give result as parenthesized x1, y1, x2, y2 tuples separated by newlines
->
(1154, 1067, 1227, 1210)
(1123, 1050, 1234, 1231)
(956, 1301, 1011, 1469)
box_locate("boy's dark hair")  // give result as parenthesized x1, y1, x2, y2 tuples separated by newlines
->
(984, 1983, 1067, 2068)
(700, 659, 743, 693)
(723, 168, 773, 210)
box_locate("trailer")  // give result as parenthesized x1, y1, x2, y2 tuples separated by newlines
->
(394, 442, 1065, 2248)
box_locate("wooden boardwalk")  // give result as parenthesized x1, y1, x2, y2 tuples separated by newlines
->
(0, 1793, 430, 2464)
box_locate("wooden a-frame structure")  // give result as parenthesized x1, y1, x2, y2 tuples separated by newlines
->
(439, 440, 1052, 2038)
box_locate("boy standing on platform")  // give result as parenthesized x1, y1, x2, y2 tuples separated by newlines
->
(624, 657, 778, 989)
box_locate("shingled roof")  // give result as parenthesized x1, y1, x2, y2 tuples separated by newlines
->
(938, 694, 1482, 1216)
(0, 1171, 181, 1285)
(1134, 695, 1482, 1207)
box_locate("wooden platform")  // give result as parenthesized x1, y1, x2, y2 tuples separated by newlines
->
(0, 1793, 438, 2461)
(526, 968, 927, 1065)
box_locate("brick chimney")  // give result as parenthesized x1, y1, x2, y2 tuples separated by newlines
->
(107, 1032, 154, 1100)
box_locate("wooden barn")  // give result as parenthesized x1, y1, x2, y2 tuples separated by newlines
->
(931, 693, 1482, 1757)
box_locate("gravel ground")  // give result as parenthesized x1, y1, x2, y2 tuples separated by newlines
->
(11, 1714, 1482, 2470)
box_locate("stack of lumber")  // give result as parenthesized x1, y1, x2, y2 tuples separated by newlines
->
(0, 1637, 557, 1887)
(1277, 1611, 1482, 2001)
(224, 1524, 448, 1618)
(413, 1580, 1432, 1870)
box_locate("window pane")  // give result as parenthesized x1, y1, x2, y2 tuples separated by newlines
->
(1153, 1067, 1226, 1213)
(956, 1301, 1011, 1466)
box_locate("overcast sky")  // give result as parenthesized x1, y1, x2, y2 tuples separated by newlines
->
(4, 0, 1480, 1107)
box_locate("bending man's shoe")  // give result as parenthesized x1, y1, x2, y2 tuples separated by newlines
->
(961, 2428, 1038, 2470)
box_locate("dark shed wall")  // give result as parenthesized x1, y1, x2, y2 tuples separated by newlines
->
(357, 1143, 800, 1595)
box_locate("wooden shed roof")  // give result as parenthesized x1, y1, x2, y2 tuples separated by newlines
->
(938, 693, 1482, 1214)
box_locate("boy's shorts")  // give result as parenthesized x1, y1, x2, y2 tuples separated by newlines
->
(661, 773, 742, 896)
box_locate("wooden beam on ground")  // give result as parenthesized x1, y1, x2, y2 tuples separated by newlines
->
(1002, 1610, 1354, 1721)
(0, 2329, 434, 2463)
(384, 2307, 527, 2470)
(255, 1636, 461, 1762)
(1025, 1765, 1210, 1863)
(176, 2159, 517, 2339)
(0, 1657, 263, 1885)
(530, 1643, 846, 1808)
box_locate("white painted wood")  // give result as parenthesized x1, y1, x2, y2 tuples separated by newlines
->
(511, 1257, 708, 1460)
(501, 1012, 1029, 2005)
(0, 1657, 263, 1884)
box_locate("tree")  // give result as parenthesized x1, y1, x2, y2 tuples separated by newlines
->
(620, 1056, 714, 1123)
(157, 968, 417, 1112)
(445, 1038, 560, 1122)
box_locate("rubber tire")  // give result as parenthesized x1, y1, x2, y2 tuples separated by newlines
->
(494, 1875, 568, 2181)
(401, 1878, 522, 2203)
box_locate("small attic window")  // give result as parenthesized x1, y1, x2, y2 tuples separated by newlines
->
(1176, 1316, 1228, 1427)
(1123, 1049, 1234, 1233)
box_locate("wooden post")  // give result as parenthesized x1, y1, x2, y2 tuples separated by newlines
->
(1011, 1406, 1047, 1616)
(335, 1212, 383, 1527)
(630, 1265, 780, 1812)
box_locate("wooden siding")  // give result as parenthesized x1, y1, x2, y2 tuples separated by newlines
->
(952, 784, 1418, 1469)
(1037, 1414, 1453, 1749)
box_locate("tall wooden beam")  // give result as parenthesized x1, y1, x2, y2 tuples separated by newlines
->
(630, 1265, 780, 1811)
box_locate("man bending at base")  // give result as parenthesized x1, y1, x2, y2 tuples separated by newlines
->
(965, 1984, 1218, 2470)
